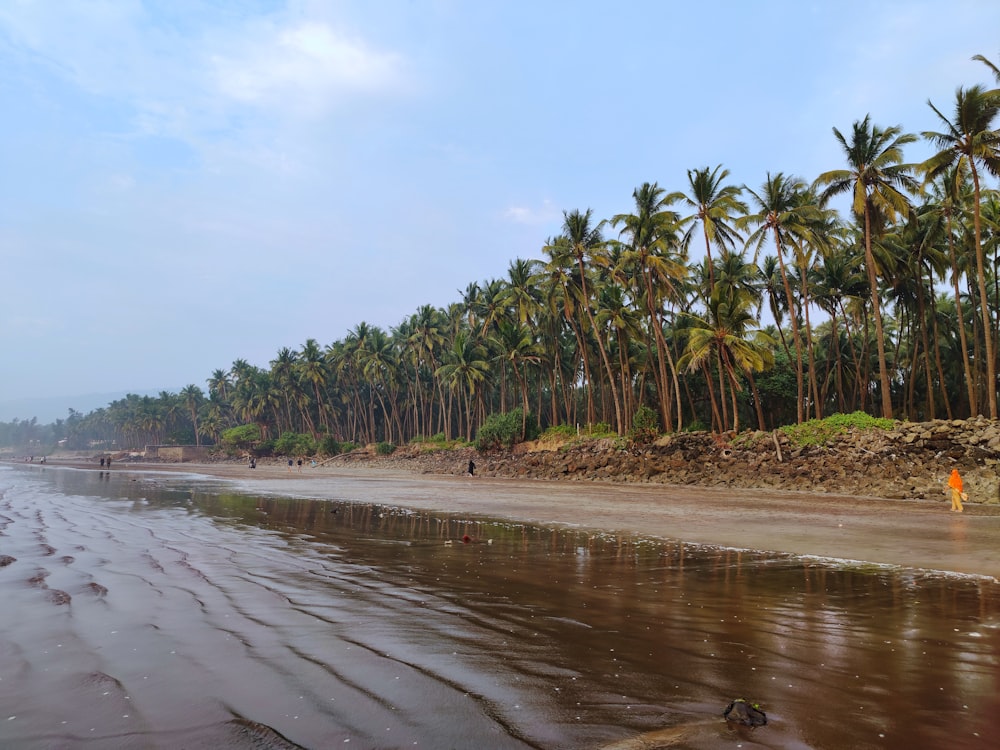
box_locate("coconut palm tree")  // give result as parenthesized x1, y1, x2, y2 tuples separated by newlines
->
(609, 182, 687, 431)
(922, 85, 1000, 418)
(297, 339, 330, 435)
(675, 165, 747, 293)
(556, 209, 623, 433)
(436, 330, 490, 441)
(405, 305, 448, 437)
(679, 286, 775, 433)
(539, 235, 596, 425)
(489, 319, 542, 433)
(973, 53, 1000, 85)
(815, 115, 918, 419)
(207, 368, 231, 402)
(180, 384, 203, 446)
(740, 173, 821, 423)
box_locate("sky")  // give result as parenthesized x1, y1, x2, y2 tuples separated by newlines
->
(2, 0, 999, 421)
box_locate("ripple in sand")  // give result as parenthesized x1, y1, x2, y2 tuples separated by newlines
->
(46, 589, 71, 605)
(82, 581, 108, 597)
(26, 569, 49, 587)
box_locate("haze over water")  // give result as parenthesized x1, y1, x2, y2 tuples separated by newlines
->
(1, 464, 998, 749)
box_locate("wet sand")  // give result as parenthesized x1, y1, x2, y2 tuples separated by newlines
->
(37, 460, 1000, 579)
(4, 462, 1000, 748)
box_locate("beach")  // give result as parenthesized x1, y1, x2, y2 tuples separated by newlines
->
(35, 459, 1000, 579)
(4, 460, 1000, 748)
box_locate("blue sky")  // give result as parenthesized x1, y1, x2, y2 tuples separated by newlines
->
(1, 0, 999, 419)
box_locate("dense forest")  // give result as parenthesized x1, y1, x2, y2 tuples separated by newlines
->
(5, 56, 1000, 456)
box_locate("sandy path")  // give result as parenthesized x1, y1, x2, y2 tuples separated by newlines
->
(26, 459, 1000, 579)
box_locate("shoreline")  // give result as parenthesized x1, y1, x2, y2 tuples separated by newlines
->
(13, 458, 1000, 580)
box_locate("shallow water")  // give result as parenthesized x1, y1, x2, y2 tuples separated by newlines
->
(1, 465, 998, 749)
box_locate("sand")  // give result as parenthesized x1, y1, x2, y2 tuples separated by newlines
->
(27, 458, 1000, 580)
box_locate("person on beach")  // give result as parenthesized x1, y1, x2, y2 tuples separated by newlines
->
(105, 456, 111, 469)
(287, 458, 293, 473)
(467, 459, 476, 477)
(297, 458, 303, 473)
(947, 468, 965, 512)
(100, 457, 105, 468)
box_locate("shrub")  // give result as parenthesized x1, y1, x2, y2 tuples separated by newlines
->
(684, 418, 708, 433)
(779, 411, 895, 448)
(340, 441, 359, 453)
(274, 431, 317, 457)
(540, 424, 578, 441)
(628, 405, 660, 445)
(376, 441, 396, 455)
(475, 408, 536, 451)
(220, 423, 261, 451)
(319, 436, 341, 456)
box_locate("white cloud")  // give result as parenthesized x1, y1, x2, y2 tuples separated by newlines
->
(503, 199, 559, 225)
(211, 20, 406, 115)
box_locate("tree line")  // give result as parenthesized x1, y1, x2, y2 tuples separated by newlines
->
(7, 54, 1000, 454)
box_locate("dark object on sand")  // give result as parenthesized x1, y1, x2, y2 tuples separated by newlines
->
(724, 699, 767, 727)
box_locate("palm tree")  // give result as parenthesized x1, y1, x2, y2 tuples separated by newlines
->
(609, 182, 687, 431)
(922, 85, 1000, 418)
(270, 347, 299, 434)
(918, 168, 976, 414)
(973, 53, 1000, 85)
(675, 165, 747, 292)
(207, 368, 231, 402)
(679, 286, 775, 433)
(489, 319, 542, 434)
(405, 305, 447, 437)
(297, 339, 330, 434)
(740, 173, 820, 423)
(180, 384, 203, 446)
(502, 258, 542, 327)
(815, 115, 918, 419)
(436, 330, 490, 441)
(556, 209, 623, 433)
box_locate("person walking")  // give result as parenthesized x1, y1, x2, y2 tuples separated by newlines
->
(947, 468, 966, 512)
(467, 459, 476, 477)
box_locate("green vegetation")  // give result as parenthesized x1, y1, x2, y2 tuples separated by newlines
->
(273, 431, 317, 457)
(4, 55, 1000, 454)
(475, 409, 537, 452)
(220, 424, 260, 451)
(627, 405, 660, 445)
(376, 441, 396, 455)
(780, 412, 895, 448)
(319, 435, 341, 456)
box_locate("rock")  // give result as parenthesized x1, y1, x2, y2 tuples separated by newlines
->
(724, 699, 767, 727)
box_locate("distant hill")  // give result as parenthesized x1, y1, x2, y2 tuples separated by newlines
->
(0, 389, 176, 424)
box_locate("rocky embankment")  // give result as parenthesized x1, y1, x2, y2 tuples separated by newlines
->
(332, 417, 1000, 504)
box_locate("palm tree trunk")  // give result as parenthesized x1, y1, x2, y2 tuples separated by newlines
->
(970, 165, 997, 419)
(863, 207, 895, 419)
(774, 233, 805, 423)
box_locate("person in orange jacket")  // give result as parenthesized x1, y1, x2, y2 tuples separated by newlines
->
(947, 468, 966, 512)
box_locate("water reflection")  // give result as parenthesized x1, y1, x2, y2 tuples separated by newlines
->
(2, 466, 999, 749)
